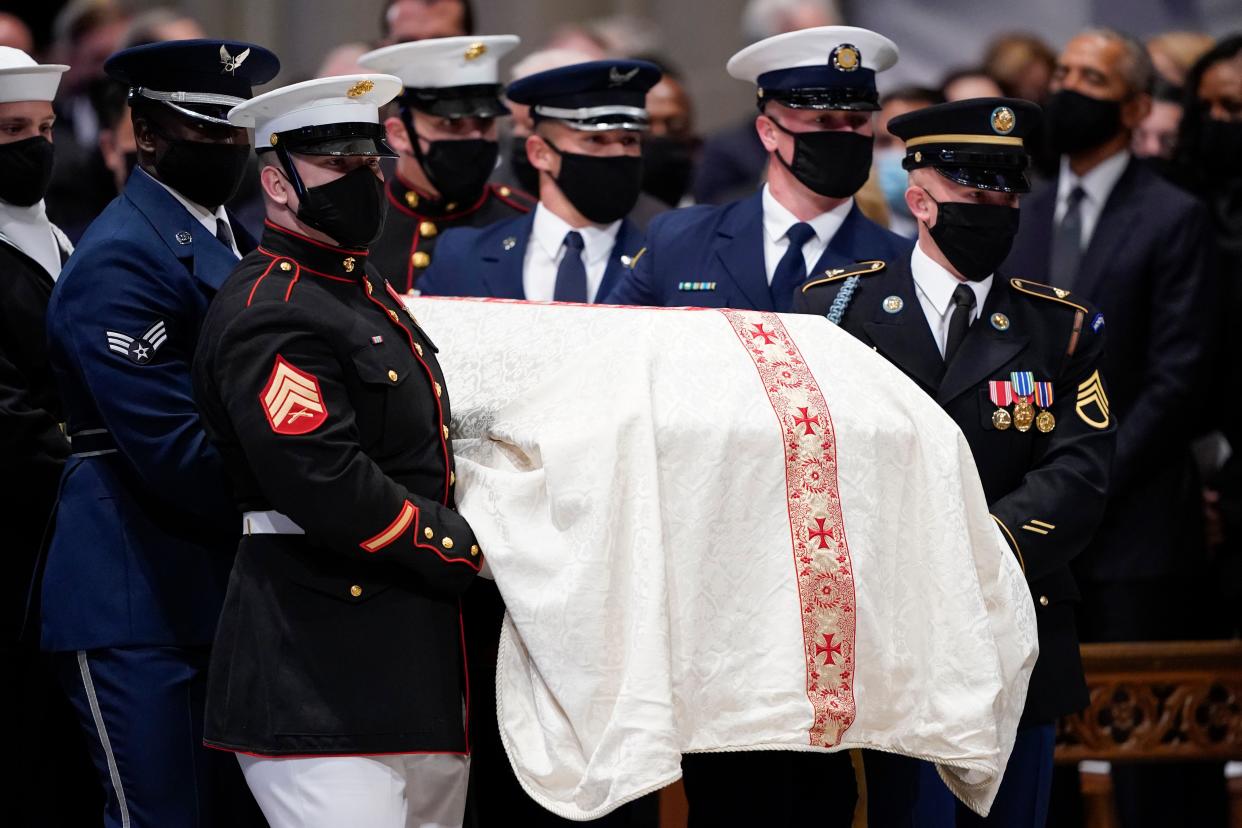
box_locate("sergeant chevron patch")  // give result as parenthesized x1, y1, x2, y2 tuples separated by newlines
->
(1075, 369, 1110, 429)
(262, 355, 327, 435)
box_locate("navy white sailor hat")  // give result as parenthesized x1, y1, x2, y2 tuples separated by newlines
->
(358, 35, 520, 119)
(0, 47, 68, 103)
(888, 97, 1041, 193)
(727, 25, 898, 112)
(105, 39, 279, 125)
(228, 74, 402, 156)
(505, 59, 661, 131)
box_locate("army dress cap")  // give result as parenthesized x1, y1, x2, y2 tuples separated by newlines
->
(0, 47, 68, 103)
(359, 35, 519, 119)
(727, 26, 898, 111)
(105, 39, 279, 126)
(228, 74, 402, 156)
(505, 59, 661, 132)
(887, 96, 1041, 193)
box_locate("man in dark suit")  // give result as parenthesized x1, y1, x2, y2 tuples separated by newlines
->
(604, 25, 911, 313)
(42, 39, 276, 827)
(797, 97, 1115, 827)
(1004, 28, 1219, 827)
(418, 59, 654, 304)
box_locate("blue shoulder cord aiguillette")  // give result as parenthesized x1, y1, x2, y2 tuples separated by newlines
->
(826, 274, 860, 325)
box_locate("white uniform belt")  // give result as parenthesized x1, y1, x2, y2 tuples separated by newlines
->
(243, 511, 305, 535)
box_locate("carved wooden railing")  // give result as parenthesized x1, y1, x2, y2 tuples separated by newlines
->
(1055, 641, 1242, 828)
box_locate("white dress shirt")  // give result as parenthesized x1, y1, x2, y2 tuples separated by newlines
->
(761, 185, 852, 285)
(910, 242, 992, 357)
(0, 199, 63, 280)
(145, 169, 242, 259)
(522, 203, 620, 303)
(1053, 150, 1129, 251)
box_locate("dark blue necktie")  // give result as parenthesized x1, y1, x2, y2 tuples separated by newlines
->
(215, 217, 237, 258)
(770, 222, 816, 312)
(553, 230, 588, 303)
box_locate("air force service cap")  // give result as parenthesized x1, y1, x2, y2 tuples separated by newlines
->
(105, 39, 279, 125)
(887, 96, 1041, 193)
(228, 74, 402, 156)
(358, 35, 520, 119)
(727, 25, 898, 111)
(505, 59, 661, 131)
(0, 47, 68, 103)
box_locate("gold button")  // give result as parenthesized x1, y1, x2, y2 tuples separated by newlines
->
(419, 221, 437, 237)
(434, 381, 442, 397)
(387, 370, 399, 382)
(279, 261, 292, 271)
(498, 186, 511, 197)
(270, 132, 280, 146)
(442, 537, 454, 549)
(405, 191, 419, 208)
(350, 584, 362, 597)
(1038, 595, 1049, 607)
(415, 343, 424, 357)
(365, 280, 373, 294)
(445, 202, 458, 212)
(412, 251, 431, 269)
(450, 471, 456, 485)
(442, 425, 449, 439)
(424, 527, 434, 539)
(388, 310, 400, 322)
(470, 545, 480, 557)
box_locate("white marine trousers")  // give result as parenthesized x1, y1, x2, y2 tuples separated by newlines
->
(237, 753, 470, 828)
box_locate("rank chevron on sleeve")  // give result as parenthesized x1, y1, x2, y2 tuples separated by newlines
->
(1075, 369, 1110, 429)
(261, 355, 328, 435)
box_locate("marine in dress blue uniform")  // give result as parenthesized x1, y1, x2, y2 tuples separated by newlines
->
(358, 36, 536, 293)
(41, 39, 278, 828)
(795, 98, 1116, 828)
(196, 72, 483, 828)
(418, 59, 656, 304)
(604, 26, 912, 313)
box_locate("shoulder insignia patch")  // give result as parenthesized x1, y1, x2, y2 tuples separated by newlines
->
(261, 355, 327, 435)
(1010, 278, 1089, 314)
(801, 259, 886, 293)
(106, 320, 168, 364)
(1075, 369, 1110, 429)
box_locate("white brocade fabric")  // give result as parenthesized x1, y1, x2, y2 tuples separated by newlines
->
(408, 297, 1038, 821)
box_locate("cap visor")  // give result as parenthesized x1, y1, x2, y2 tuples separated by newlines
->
(935, 166, 1031, 193)
(288, 136, 399, 157)
(414, 95, 508, 119)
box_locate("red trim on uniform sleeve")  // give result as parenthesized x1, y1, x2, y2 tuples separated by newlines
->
(360, 500, 416, 553)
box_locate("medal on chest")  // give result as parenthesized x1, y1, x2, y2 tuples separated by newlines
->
(1034, 381, 1056, 433)
(1010, 371, 1035, 432)
(988, 380, 1014, 430)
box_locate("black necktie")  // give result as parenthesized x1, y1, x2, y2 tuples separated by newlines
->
(1049, 185, 1086, 289)
(215, 217, 237, 257)
(553, 230, 588, 303)
(944, 283, 976, 362)
(770, 221, 816, 312)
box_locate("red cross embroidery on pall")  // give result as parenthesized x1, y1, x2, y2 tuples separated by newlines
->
(261, 355, 328, 435)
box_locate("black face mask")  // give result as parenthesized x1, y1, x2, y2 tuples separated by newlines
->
(548, 140, 643, 224)
(1045, 89, 1123, 155)
(509, 135, 539, 193)
(1196, 116, 1242, 178)
(151, 130, 251, 209)
(642, 136, 696, 206)
(926, 193, 1020, 282)
(292, 164, 387, 249)
(769, 117, 873, 198)
(417, 136, 498, 205)
(0, 136, 55, 206)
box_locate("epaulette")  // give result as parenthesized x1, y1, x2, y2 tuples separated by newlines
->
(1009, 278, 1088, 314)
(493, 183, 536, 212)
(246, 255, 301, 308)
(800, 259, 886, 293)
(622, 246, 647, 269)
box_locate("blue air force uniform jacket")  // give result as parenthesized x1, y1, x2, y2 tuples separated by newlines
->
(41, 168, 252, 651)
(602, 190, 912, 309)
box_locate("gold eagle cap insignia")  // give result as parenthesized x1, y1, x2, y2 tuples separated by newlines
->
(991, 106, 1016, 135)
(464, 42, 487, 61)
(347, 79, 375, 98)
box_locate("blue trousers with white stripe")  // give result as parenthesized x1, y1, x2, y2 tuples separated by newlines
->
(54, 646, 259, 828)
